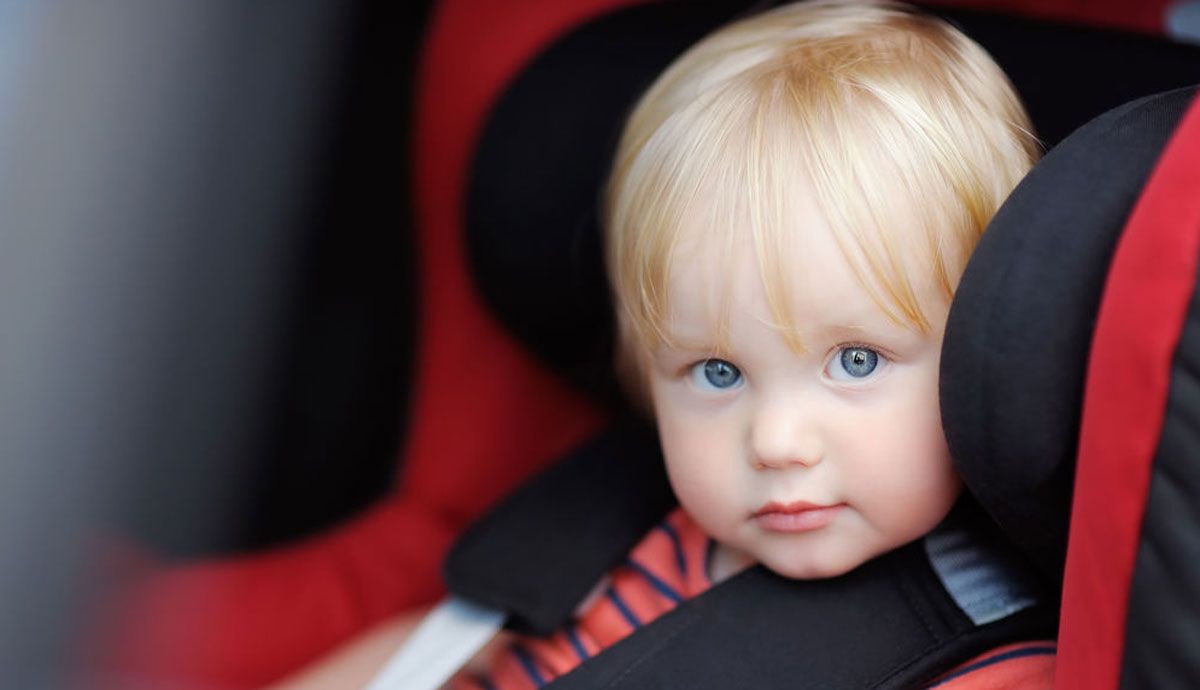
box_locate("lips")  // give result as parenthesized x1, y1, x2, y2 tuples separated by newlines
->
(752, 501, 845, 532)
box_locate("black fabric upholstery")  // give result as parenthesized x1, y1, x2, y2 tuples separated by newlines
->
(549, 541, 1054, 689)
(1122, 278, 1200, 688)
(444, 421, 674, 635)
(465, 0, 1200, 403)
(944, 9, 1200, 147)
(941, 86, 1198, 588)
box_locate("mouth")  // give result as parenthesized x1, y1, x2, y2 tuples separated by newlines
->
(752, 501, 846, 533)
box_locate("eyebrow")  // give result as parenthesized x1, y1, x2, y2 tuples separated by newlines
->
(818, 320, 929, 355)
(655, 338, 728, 357)
(657, 319, 914, 355)
(819, 323, 889, 342)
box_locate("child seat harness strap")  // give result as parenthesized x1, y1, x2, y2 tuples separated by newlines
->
(444, 421, 676, 635)
(442, 426, 1054, 688)
(547, 543, 1052, 689)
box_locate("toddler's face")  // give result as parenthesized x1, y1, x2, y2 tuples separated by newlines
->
(644, 193, 960, 580)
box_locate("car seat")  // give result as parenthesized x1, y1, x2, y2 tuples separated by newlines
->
(96, 0, 1200, 687)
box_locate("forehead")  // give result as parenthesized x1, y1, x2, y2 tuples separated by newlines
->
(665, 159, 948, 338)
(662, 208, 912, 350)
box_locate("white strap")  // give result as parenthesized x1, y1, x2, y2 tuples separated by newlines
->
(363, 596, 506, 690)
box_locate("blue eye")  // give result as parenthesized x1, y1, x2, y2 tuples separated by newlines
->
(829, 346, 880, 381)
(690, 358, 743, 390)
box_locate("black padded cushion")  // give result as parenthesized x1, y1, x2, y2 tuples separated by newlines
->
(466, 0, 1200, 402)
(941, 86, 1199, 588)
(444, 420, 674, 634)
(466, 1, 748, 404)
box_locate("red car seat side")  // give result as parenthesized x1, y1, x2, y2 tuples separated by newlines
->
(1057, 92, 1200, 689)
(402, 0, 653, 528)
(100, 1, 647, 687)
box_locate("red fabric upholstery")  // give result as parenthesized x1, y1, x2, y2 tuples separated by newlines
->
(1056, 93, 1200, 689)
(97, 0, 648, 686)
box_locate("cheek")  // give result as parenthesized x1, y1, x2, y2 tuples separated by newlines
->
(843, 385, 959, 515)
(655, 407, 740, 514)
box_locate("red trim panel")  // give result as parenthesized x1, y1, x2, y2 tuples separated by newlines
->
(1056, 93, 1200, 689)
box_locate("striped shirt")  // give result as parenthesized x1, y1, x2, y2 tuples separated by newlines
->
(452, 509, 1054, 689)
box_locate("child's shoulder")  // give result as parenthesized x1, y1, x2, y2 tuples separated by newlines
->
(626, 508, 713, 595)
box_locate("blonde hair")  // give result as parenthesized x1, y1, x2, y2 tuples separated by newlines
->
(606, 0, 1038, 388)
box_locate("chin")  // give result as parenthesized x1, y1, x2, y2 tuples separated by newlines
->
(764, 553, 861, 581)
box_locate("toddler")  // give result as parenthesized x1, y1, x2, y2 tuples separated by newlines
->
(458, 1, 1046, 687)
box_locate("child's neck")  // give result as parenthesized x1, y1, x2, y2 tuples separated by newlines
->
(708, 542, 755, 583)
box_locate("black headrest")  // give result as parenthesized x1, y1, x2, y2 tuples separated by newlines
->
(941, 86, 1199, 586)
(466, 1, 747, 404)
(465, 1, 1200, 403)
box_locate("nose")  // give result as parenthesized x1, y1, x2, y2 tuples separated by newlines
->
(749, 395, 822, 470)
